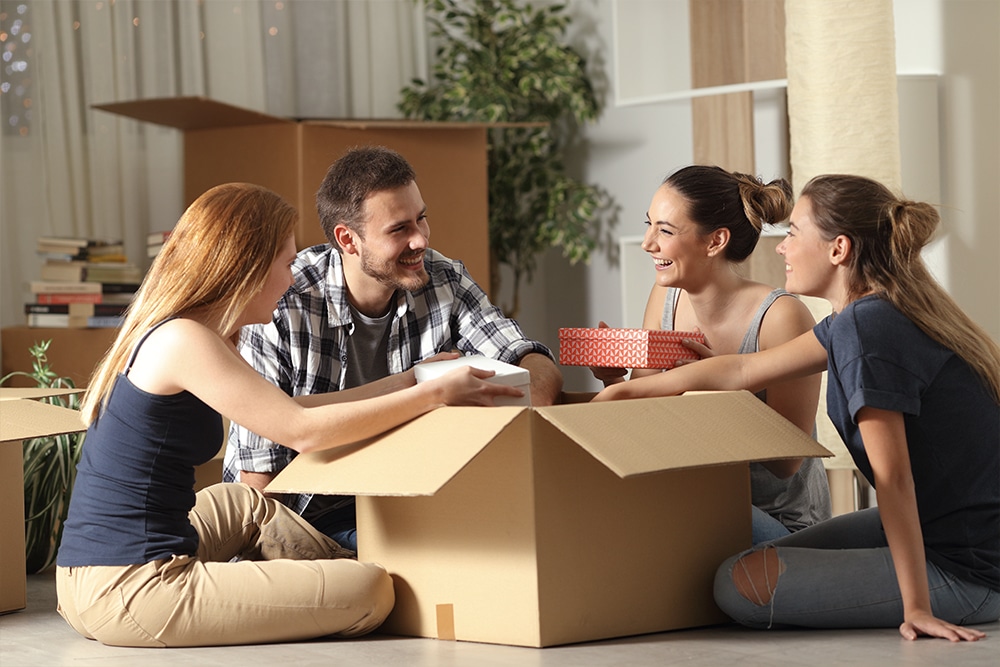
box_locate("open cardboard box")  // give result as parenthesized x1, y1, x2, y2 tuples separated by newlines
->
(0, 387, 86, 613)
(268, 390, 831, 647)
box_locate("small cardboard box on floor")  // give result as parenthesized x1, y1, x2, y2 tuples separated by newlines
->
(269, 390, 831, 647)
(0, 388, 86, 614)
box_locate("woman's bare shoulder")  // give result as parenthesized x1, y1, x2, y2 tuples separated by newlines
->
(144, 317, 220, 351)
(129, 317, 229, 389)
(759, 291, 817, 346)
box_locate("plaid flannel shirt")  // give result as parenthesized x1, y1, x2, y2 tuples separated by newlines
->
(223, 244, 553, 515)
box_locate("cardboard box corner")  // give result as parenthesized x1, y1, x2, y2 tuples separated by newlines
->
(1, 388, 87, 615)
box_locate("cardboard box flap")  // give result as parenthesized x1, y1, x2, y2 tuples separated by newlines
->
(92, 96, 289, 130)
(1, 398, 85, 443)
(91, 99, 547, 132)
(536, 391, 832, 478)
(0, 387, 83, 401)
(266, 406, 526, 497)
(301, 119, 548, 130)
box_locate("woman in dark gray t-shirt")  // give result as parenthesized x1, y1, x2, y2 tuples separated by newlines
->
(596, 174, 999, 642)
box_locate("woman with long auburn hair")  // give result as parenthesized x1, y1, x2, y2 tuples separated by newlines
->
(597, 174, 999, 641)
(58, 183, 523, 648)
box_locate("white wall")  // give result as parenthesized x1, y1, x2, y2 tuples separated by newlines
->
(4, 0, 995, 392)
(501, 0, 999, 393)
(491, 0, 693, 392)
(933, 0, 1000, 338)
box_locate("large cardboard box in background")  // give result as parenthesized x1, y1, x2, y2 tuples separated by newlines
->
(0, 388, 85, 614)
(269, 391, 831, 647)
(92, 97, 493, 291)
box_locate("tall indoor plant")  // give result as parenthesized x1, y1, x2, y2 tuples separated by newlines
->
(399, 0, 610, 317)
(1, 340, 85, 573)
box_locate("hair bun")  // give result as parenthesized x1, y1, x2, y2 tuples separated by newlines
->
(887, 199, 939, 260)
(737, 174, 793, 231)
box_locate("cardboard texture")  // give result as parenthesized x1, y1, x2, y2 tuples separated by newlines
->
(2, 326, 116, 389)
(92, 97, 493, 291)
(0, 387, 83, 403)
(559, 327, 707, 369)
(414, 355, 532, 407)
(268, 391, 831, 647)
(0, 388, 86, 614)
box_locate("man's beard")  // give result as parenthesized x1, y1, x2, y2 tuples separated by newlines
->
(360, 250, 429, 293)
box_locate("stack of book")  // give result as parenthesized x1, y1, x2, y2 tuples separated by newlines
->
(28, 236, 143, 328)
(146, 229, 173, 258)
(24, 299, 130, 328)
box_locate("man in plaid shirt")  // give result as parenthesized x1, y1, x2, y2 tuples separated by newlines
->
(224, 146, 563, 551)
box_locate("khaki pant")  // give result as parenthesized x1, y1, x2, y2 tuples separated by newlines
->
(56, 483, 394, 647)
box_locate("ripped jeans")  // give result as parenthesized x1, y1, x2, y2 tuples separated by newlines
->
(713, 507, 1000, 629)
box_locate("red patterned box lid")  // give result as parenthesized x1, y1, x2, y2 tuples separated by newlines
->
(558, 328, 705, 369)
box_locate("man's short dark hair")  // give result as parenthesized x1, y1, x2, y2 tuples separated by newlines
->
(316, 145, 416, 246)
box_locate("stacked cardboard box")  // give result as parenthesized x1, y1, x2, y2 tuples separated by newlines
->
(0, 388, 85, 613)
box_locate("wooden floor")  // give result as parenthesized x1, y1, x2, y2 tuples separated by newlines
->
(2, 570, 997, 667)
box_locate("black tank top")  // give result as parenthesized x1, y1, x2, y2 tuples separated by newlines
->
(57, 320, 223, 566)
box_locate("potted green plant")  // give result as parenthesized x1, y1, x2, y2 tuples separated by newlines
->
(399, 0, 612, 317)
(1, 340, 85, 573)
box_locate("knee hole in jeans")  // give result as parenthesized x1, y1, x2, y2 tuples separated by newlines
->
(732, 546, 785, 606)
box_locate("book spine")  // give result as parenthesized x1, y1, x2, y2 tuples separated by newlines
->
(99, 293, 137, 305)
(40, 264, 87, 282)
(37, 251, 90, 261)
(25, 303, 127, 317)
(26, 313, 123, 328)
(29, 281, 102, 294)
(26, 313, 73, 328)
(34, 292, 104, 305)
(99, 282, 141, 294)
(87, 316, 124, 328)
(146, 230, 173, 245)
(26, 303, 69, 314)
(83, 267, 143, 283)
(91, 304, 128, 317)
(35, 237, 89, 249)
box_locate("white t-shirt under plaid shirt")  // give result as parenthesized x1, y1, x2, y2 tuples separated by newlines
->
(223, 244, 554, 515)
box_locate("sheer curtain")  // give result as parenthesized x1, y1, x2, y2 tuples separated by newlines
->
(0, 0, 426, 329)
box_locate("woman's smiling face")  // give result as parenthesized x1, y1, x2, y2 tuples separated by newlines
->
(777, 195, 837, 300)
(641, 185, 710, 289)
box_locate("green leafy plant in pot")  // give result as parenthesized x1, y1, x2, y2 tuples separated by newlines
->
(400, 0, 611, 318)
(1, 340, 85, 573)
